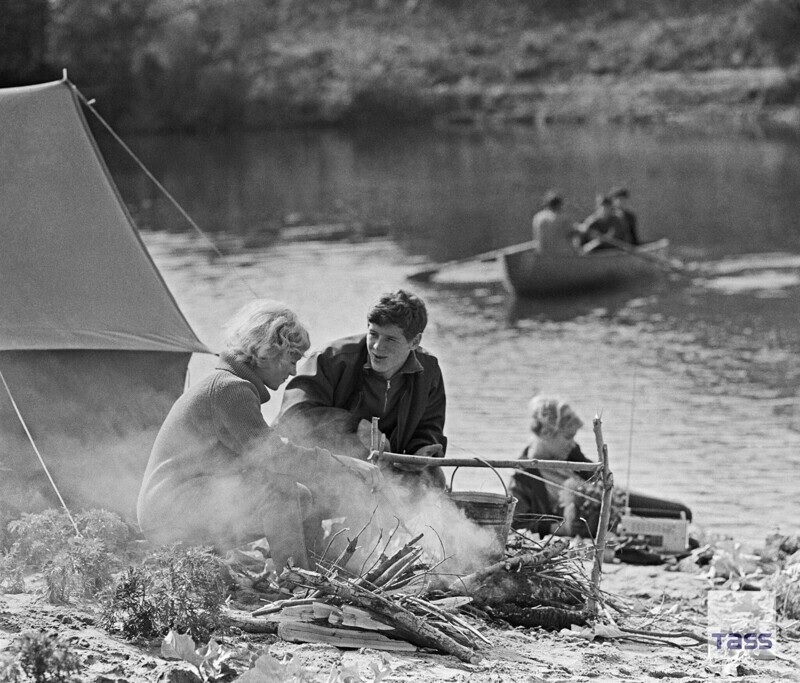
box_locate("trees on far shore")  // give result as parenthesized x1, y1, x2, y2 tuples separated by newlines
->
(2, 0, 799, 132)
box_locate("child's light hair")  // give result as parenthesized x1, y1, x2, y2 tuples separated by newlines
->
(222, 300, 310, 366)
(528, 395, 584, 439)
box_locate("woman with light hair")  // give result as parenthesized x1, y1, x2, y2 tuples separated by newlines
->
(510, 395, 691, 538)
(137, 300, 382, 571)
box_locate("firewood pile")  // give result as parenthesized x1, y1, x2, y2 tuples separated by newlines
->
(445, 533, 599, 631)
(251, 529, 486, 662)
(248, 522, 608, 661)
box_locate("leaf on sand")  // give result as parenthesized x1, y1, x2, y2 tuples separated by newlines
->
(370, 658, 392, 683)
(161, 630, 202, 667)
(236, 653, 293, 682)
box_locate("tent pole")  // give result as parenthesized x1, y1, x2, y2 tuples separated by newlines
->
(0, 371, 81, 537)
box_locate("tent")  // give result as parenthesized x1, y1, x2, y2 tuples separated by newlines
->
(0, 79, 211, 521)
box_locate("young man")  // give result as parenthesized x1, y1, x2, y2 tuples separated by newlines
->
(275, 289, 446, 488)
(575, 194, 625, 250)
(531, 190, 573, 254)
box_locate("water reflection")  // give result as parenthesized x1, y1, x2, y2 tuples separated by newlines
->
(101, 125, 800, 264)
(505, 287, 656, 325)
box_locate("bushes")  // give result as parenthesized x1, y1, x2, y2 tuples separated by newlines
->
(0, 632, 82, 683)
(1, 508, 131, 602)
(101, 545, 230, 642)
(0, 508, 230, 641)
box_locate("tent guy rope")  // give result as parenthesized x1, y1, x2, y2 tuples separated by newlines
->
(0, 370, 81, 537)
(68, 78, 259, 300)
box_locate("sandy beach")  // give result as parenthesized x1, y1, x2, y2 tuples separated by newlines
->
(2, 536, 799, 682)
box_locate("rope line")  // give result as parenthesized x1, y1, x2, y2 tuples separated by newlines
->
(0, 371, 82, 537)
(71, 82, 259, 299)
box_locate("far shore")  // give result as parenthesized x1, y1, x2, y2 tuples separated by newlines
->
(421, 68, 800, 136)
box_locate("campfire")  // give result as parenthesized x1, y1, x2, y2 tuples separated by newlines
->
(243, 417, 616, 661)
(249, 526, 601, 662)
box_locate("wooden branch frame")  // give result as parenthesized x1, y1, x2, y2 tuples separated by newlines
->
(588, 415, 614, 616)
(372, 435, 615, 618)
(372, 451, 602, 473)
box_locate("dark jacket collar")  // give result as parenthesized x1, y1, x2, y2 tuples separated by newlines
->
(362, 348, 424, 377)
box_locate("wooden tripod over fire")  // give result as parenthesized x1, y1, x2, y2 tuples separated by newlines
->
(369, 414, 614, 616)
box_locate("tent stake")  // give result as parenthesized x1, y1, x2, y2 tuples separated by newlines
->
(0, 371, 81, 537)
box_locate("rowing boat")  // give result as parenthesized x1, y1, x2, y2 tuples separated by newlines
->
(502, 238, 670, 297)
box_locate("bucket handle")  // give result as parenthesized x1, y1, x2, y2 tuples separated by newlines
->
(448, 457, 511, 501)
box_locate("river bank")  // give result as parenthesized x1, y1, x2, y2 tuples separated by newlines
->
(230, 13, 800, 136)
(423, 68, 800, 135)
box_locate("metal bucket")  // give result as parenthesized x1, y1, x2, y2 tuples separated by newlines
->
(447, 465, 517, 561)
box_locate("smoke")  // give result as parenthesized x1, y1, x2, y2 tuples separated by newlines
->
(0, 427, 162, 525)
(0, 349, 187, 525)
(385, 482, 506, 578)
(270, 406, 505, 578)
(324, 474, 504, 584)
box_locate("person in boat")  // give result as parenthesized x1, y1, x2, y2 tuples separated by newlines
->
(136, 300, 383, 571)
(574, 194, 626, 250)
(609, 186, 640, 245)
(531, 190, 574, 254)
(275, 289, 447, 493)
(509, 395, 692, 537)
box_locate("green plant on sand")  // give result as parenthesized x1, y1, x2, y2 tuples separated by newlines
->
(0, 631, 83, 683)
(1, 508, 131, 603)
(101, 544, 230, 642)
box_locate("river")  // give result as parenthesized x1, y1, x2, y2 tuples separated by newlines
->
(101, 124, 800, 551)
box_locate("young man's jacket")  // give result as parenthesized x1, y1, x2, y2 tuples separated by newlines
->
(276, 334, 447, 456)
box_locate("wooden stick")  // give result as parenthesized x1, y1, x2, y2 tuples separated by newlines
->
(373, 452, 601, 473)
(447, 538, 571, 595)
(587, 415, 615, 616)
(406, 239, 538, 282)
(582, 234, 688, 274)
(372, 547, 424, 589)
(284, 569, 482, 664)
(357, 533, 424, 587)
(404, 596, 492, 646)
(251, 597, 316, 617)
(223, 609, 280, 634)
(278, 621, 419, 651)
(618, 626, 706, 645)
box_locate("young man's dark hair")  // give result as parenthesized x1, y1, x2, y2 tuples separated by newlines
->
(275, 289, 447, 492)
(367, 289, 427, 341)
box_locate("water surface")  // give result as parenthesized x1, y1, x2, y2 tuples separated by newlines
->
(101, 124, 800, 550)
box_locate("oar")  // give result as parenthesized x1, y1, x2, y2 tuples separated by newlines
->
(407, 240, 538, 282)
(582, 234, 690, 275)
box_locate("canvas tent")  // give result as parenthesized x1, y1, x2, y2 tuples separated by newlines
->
(0, 79, 211, 520)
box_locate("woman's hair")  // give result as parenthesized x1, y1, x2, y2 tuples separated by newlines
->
(528, 395, 584, 439)
(367, 289, 427, 340)
(222, 299, 310, 366)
